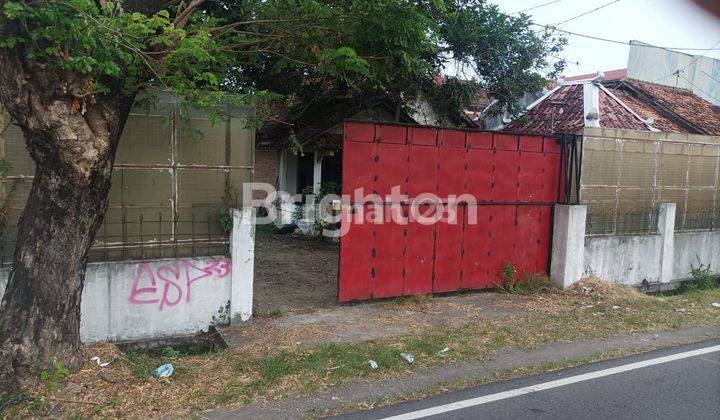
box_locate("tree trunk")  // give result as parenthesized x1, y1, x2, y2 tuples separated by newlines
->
(0, 95, 133, 398)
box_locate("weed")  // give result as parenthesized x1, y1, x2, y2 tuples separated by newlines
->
(496, 264, 555, 295)
(162, 346, 182, 362)
(218, 210, 232, 233)
(40, 359, 70, 392)
(0, 392, 26, 413)
(268, 307, 284, 318)
(498, 261, 517, 284)
(126, 351, 160, 378)
(91, 403, 104, 414)
(681, 260, 718, 292)
(212, 300, 231, 325)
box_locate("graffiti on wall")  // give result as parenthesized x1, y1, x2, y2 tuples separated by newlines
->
(128, 257, 231, 310)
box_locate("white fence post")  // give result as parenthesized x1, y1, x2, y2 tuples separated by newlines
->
(658, 202, 676, 283)
(230, 207, 256, 325)
(550, 204, 587, 289)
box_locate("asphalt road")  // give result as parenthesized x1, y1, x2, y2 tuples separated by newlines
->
(333, 339, 720, 420)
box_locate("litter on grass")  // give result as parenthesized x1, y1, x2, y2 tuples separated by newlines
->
(90, 356, 111, 368)
(438, 347, 451, 355)
(400, 353, 415, 364)
(712, 302, 720, 309)
(367, 360, 378, 370)
(152, 364, 174, 378)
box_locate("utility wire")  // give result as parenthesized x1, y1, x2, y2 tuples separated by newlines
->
(531, 23, 720, 52)
(701, 70, 720, 87)
(679, 74, 720, 104)
(513, 0, 563, 14)
(653, 38, 720, 83)
(553, 0, 622, 26)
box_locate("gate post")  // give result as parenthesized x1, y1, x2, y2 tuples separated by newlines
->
(657, 202, 676, 283)
(550, 205, 587, 289)
(230, 207, 256, 325)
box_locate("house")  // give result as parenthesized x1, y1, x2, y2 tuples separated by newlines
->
(254, 93, 475, 223)
(503, 75, 720, 237)
(504, 76, 720, 136)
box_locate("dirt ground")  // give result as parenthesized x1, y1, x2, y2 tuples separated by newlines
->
(253, 231, 339, 313)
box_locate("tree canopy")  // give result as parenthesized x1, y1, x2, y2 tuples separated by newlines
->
(1, 0, 565, 126)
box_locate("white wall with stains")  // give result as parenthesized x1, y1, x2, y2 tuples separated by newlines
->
(0, 208, 255, 343)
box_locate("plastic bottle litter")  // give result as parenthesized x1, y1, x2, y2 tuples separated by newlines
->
(368, 360, 378, 370)
(90, 356, 111, 368)
(152, 363, 174, 378)
(438, 347, 451, 355)
(712, 302, 720, 309)
(400, 353, 415, 364)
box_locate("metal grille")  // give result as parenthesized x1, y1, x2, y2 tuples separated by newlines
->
(0, 212, 229, 266)
(586, 207, 659, 236)
(676, 208, 720, 232)
(580, 129, 720, 234)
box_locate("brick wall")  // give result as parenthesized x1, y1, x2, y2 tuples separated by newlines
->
(253, 149, 279, 200)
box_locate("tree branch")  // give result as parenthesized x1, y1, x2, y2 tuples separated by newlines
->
(173, 0, 205, 30)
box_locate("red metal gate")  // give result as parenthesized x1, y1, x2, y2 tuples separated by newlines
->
(338, 122, 563, 302)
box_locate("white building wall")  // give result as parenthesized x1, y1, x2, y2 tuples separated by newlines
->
(627, 40, 720, 105)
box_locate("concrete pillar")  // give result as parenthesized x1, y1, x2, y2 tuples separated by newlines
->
(313, 151, 323, 195)
(657, 202, 676, 283)
(230, 207, 255, 325)
(550, 204, 587, 289)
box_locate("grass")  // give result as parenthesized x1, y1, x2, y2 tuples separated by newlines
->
(3, 279, 719, 418)
(308, 340, 720, 419)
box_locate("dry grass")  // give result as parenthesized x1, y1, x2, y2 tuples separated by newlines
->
(3, 279, 719, 418)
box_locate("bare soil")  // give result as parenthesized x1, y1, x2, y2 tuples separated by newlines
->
(253, 231, 339, 314)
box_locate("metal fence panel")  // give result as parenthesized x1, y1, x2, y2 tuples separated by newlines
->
(581, 128, 720, 234)
(0, 98, 254, 264)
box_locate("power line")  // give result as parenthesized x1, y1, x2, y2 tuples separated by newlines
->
(701, 70, 720, 87)
(553, 0, 622, 26)
(513, 0, 563, 14)
(531, 23, 720, 52)
(679, 74, 720, 104)
(653, 38, 720, 83)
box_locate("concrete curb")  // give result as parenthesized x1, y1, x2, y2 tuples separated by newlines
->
(205, 326, 720, 419)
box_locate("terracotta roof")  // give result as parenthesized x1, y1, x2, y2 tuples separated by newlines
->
(607, 88, 687, 133)
(504, 84, 584, 135)
(504, 83, 651, 135)
(598, 88, 649, 132)
(619, 78, 720, 135)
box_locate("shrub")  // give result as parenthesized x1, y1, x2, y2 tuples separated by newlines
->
(681, 261, 718, 293)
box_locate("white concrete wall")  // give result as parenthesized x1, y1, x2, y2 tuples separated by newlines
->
(555, 203, 719, 288)
(673, 231, 720, 280)
(0, 209, 255, 343)
(0, 256, 232, 343)
(584, 235, 662, 285)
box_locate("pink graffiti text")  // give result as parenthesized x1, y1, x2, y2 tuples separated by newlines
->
(128, 258, 231, 310)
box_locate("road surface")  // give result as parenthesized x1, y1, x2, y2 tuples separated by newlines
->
(334, 339, 720, 420)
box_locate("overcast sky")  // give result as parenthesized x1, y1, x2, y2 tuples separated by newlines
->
(488, 0, 720, 77)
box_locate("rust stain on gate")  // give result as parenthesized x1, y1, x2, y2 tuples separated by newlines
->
(338, 122, 564, 302)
